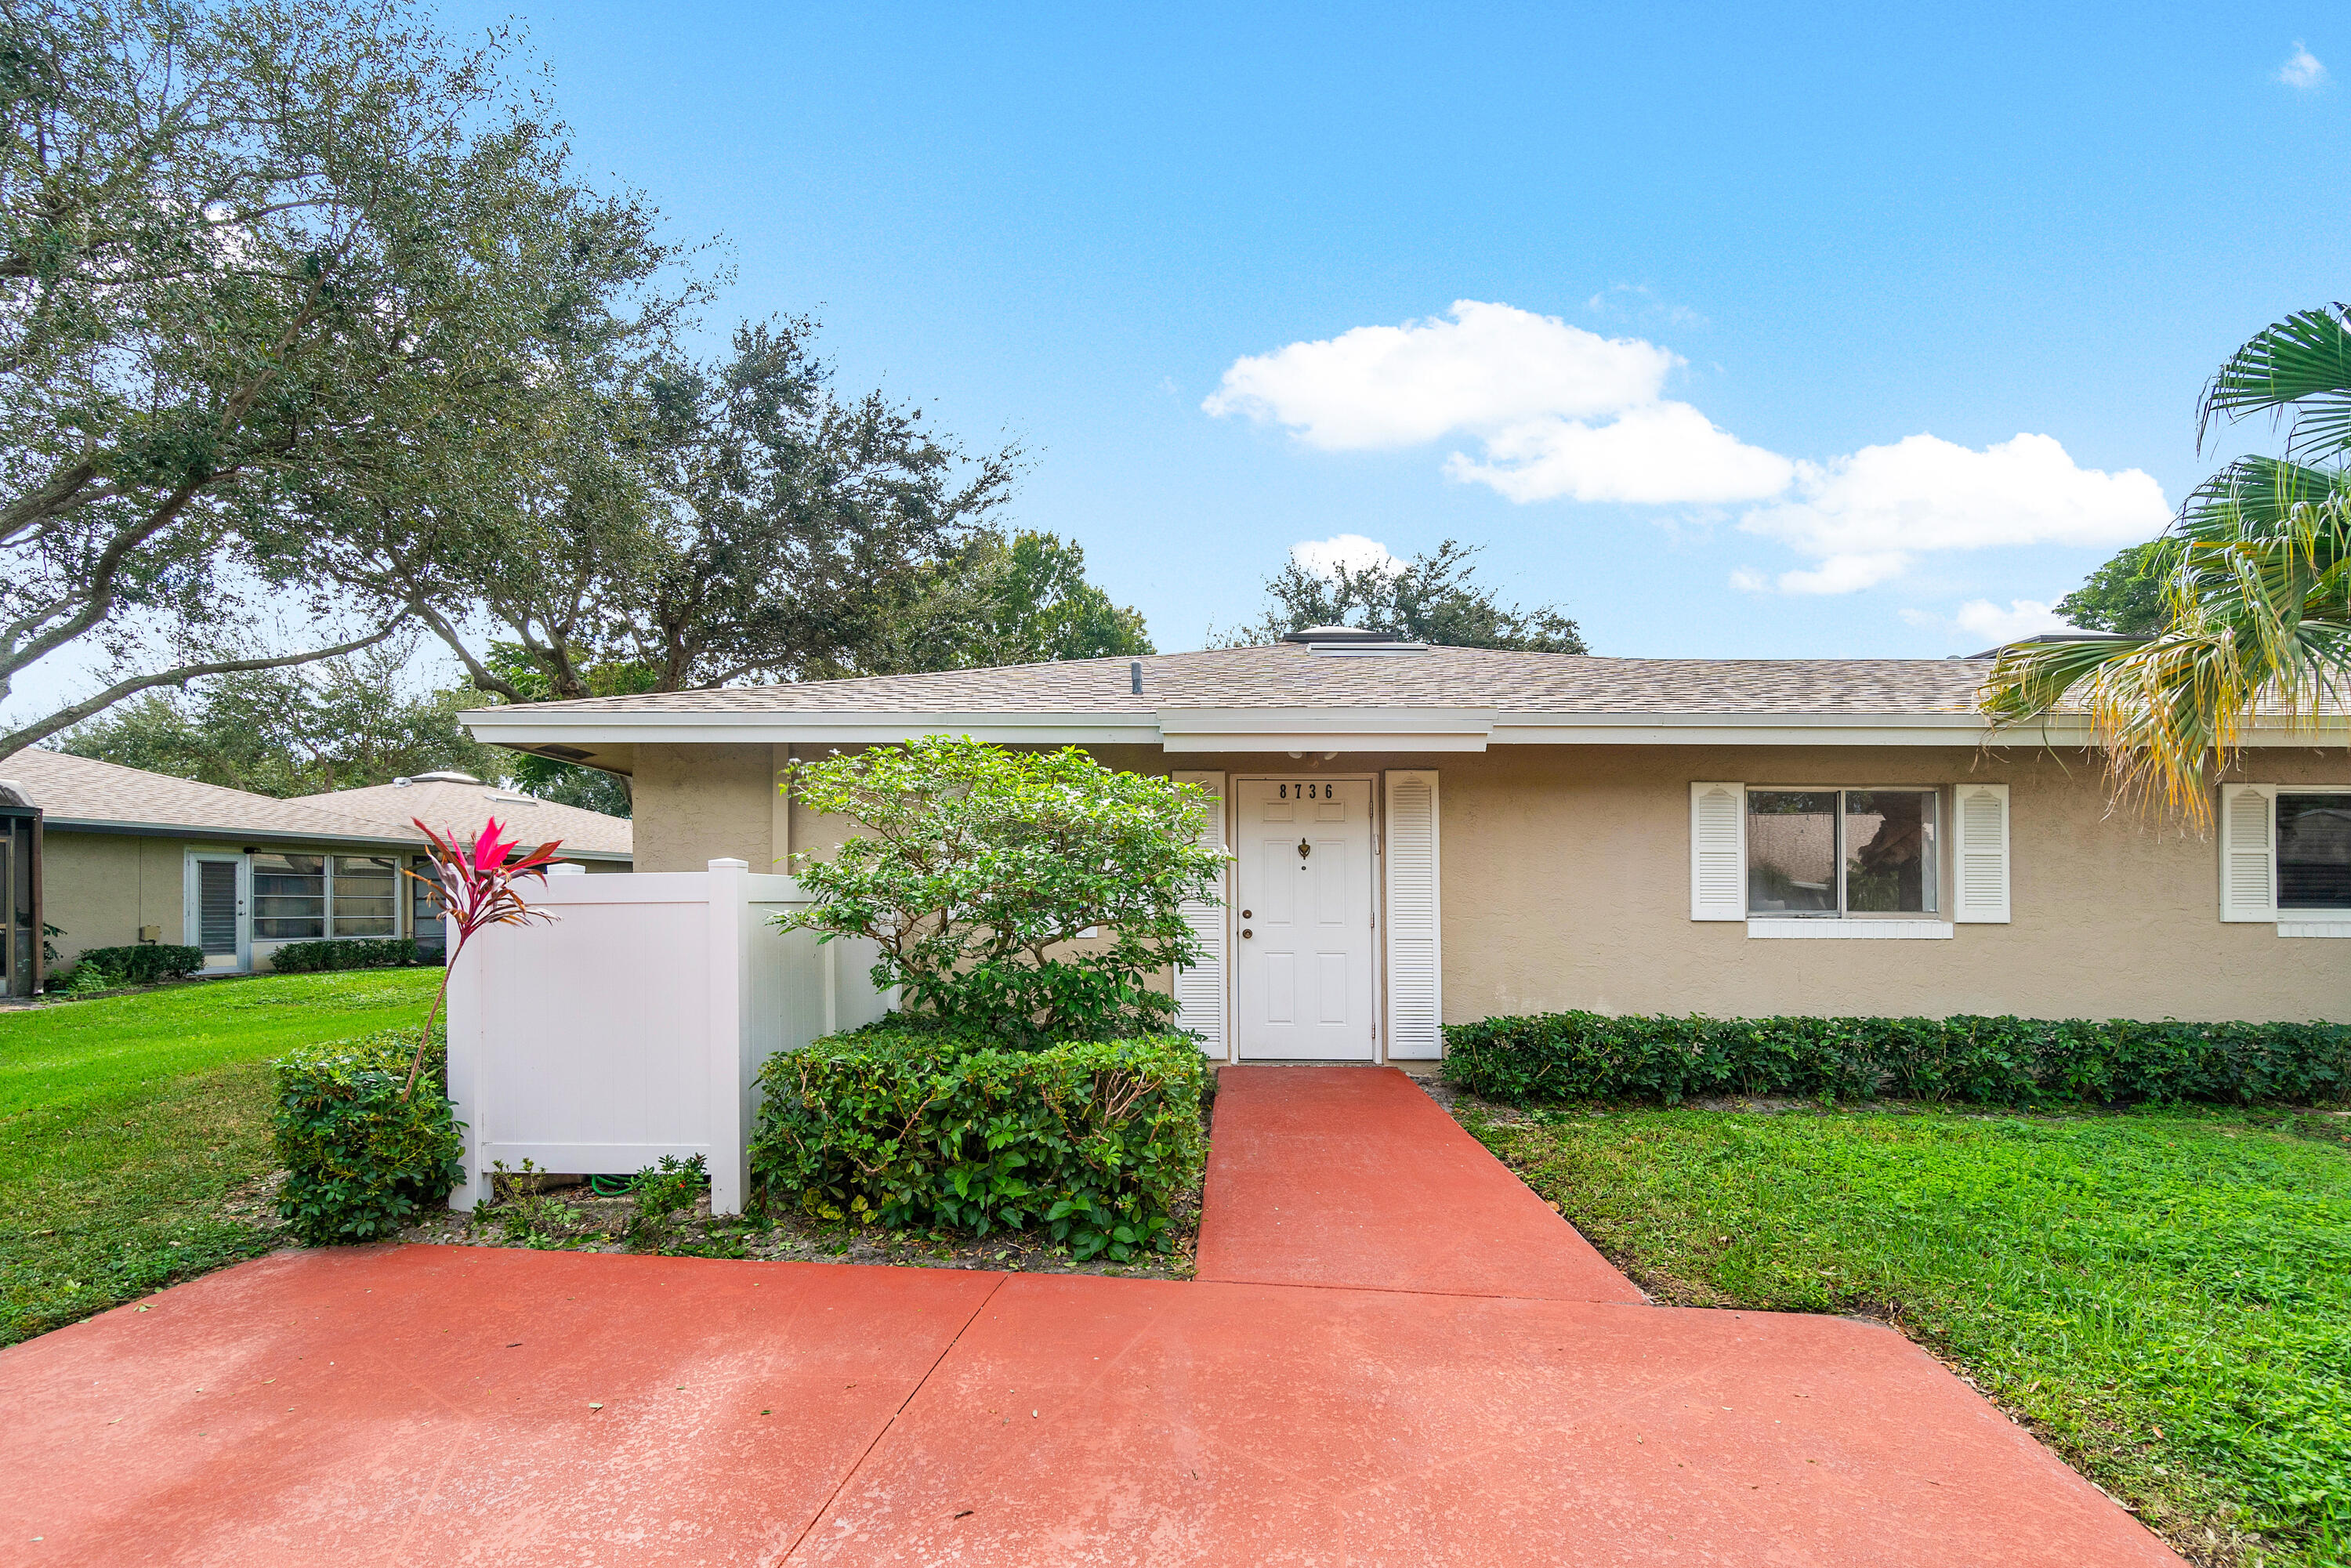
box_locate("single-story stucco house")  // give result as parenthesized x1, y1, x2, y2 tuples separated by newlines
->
(461, 628, 2351, 1062)
(0, 753, 630, 985)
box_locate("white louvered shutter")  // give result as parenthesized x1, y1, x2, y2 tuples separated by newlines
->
(1952, 784, 2011, 923)
(1383, 770, 1443, 1059)
(2219, 784, 2277, 922)
(1689, 783, 1746, 921)
(1171, 771, 1230, 1057)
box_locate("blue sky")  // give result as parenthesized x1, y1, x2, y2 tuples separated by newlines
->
(271, 6, 2351, 662)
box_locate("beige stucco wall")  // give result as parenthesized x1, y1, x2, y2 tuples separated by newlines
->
(632, 744, 779, 874)
(43, 831, 190, 966)
(629, 741, 2351, 1025)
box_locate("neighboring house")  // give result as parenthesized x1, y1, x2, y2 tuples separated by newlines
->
(0, 750, 429, 979)
(286, 772, 632, 878)
(0, 755, 633, 982)
(463, 627, 2351, 1059)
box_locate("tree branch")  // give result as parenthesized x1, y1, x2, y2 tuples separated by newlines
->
(0, 621, 408, 764)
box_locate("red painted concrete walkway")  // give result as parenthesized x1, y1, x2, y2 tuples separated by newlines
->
(0, 1066, 2184, 1566)
(1194, 1065, 1641, 1300)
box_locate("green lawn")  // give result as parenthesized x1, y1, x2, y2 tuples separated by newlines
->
(1466, 1104, 2351, 1568)
(0, 969, 438, 1345)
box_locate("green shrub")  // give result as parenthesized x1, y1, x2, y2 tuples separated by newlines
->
(272, 1029, 465, 1244)
(751, 1024, 1211, 1259)
(268, 937, 426, 973)
(780, 738, 1227, 1048)
(56, 943, 203, 987)
(1441, 1011, 2351, 1108)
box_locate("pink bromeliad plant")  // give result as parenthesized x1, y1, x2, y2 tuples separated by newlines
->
(399, 817, 563, 1099)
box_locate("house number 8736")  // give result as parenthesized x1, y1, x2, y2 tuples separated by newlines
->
(1278, 783, 1334, 799)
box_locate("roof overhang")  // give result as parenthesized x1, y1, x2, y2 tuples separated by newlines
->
(462, 704, 2351, 755)
(43, 817, 426, 849)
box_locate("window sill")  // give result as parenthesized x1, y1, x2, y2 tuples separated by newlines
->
(2277, 918, 2351, 939)
(1747, 919, 1954, 940)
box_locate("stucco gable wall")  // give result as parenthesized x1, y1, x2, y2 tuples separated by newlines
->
(629, 741, 2351, 1027)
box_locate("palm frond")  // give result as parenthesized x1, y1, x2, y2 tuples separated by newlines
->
(2197, 305, 2351, 462)
(1981, 461, 2351, 827)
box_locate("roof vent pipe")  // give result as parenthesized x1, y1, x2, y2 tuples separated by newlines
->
(1130, 661, 1142, 694)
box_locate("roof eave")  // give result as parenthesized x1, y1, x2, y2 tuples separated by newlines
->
(461, 704, 2351, 751)
(43, 817, 428, 848)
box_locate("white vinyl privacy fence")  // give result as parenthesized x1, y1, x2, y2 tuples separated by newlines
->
(442, 860, 891, 1215)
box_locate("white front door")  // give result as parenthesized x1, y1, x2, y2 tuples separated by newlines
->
(1233, 777, 1375, 1060)
(185, 852, 249, 972)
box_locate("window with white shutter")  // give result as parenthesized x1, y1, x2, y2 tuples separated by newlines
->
(1171, 771, 1230, 1057)
(1690, 783, 1746, 920)
(1951, 784, 2011, 923)
(2218, 783, 2277, 922)
(1383, 770, 1442, 1059)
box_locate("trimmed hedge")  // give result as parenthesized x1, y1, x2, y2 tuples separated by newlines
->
(750, 1024, 1210, 1260)
(1442, 1012, 2351, 1109)
(272, 1029, 465, 1244)
(61, 943, 203, 984)
(269, 937, 426, 973)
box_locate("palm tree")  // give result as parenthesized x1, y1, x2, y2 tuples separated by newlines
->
(1981, 306, 2351, 825)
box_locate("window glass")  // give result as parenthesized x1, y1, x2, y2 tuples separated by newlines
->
(1844, 791, 1938, 914)
(1746, 791, 1838, 914)
(410, 856, 445, 952)
(2277, 795, 2351, 909)
(332, 855, 398, 936)
(252, 853, 325, 940)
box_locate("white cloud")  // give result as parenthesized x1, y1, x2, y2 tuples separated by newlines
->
(2281, 42, 2327, 89)
(1448, 402, 1794, 505)
(1952, 598, 2077, 643)
(1204, 299, 1675, 451)
(1290, 533, 1401, 578)
(1208, 304, 2173, 599)
(1737, 433, 2170, 595)
(1204, 299, 1786, 505)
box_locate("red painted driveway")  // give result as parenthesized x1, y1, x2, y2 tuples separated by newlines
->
(0, 1065, 2184, 1566)
(0, 1246, 996, 1566)
(798, 1274, 2179, 1566)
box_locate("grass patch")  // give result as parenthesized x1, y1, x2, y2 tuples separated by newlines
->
(1467, 1103, 2351, 1567)
(1, 970, 438, 1345)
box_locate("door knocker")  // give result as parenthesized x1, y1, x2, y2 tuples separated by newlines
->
(1296, 838, 1313, 859)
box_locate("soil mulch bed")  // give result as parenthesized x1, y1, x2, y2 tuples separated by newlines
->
(393, 1171, 1201, 1280)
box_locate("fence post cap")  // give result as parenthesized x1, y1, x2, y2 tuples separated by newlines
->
(548, 862, 588, 876)
(707, 857, 750, 871)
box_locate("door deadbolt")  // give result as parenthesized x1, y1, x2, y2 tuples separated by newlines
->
(1241, 909, 1252, 918)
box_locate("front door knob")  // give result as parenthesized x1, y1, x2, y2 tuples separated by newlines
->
(1241, 928, 1252, 939)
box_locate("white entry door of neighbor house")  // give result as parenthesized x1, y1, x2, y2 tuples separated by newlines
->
(185, 851, 249, 972)
(1233, 776, 1376, 1060)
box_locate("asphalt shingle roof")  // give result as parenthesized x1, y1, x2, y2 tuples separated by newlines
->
(1, 751, 425, 844)
(290, 776, 631, 859)
(479, 644, 1995, 718)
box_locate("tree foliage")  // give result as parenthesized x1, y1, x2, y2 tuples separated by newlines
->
(55, 642, 504, 795)
(779, 738, 1226, 1048)
(879, 530, 1151, 670)
(0, 0, 686, 763)
(1983, 304, 2351, 823)
(2052, 540, 2183, 637)
(1219, 539, 1587, 651)
(426, 318, 1021, 703)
